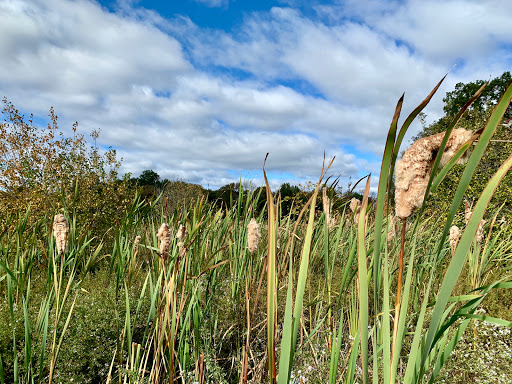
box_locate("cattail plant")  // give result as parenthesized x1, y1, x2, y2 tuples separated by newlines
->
(465, 200, 473, 225)
(465, 201, 486, 243)
(322, 187, 335, 230)
(449, 225, 460, 254)
(134, 235, 141, 254)
(52, 214, 69, 254)
(157, 223, 171, 259)
(387, 214, 396, 242)
(350, 198, 361, 224)
(392, 128, 473, 365)
(247, 218, 261, 254)
(475, 219, 486, 243)
(176, 224, 187, 255)
(395, 128, 472, 220)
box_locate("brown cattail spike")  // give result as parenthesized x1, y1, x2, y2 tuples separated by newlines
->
(395, 128, 472, 219)
(476, 220, 486, 243)
(247, 218, 261, 254)
(322, 187, 335, 230)
(349, 197, 361, 224)
(176, 224, 187, 254)
(53, 214, 69, 254)
(387, 214, 396, 242)
(449, 225, 460, 254)
(157, 223, 171, 259)
(134, 235, 141, 255)
(465, 201, 472, 225)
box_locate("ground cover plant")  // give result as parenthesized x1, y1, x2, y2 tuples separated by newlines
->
(1, 76, 512, 383)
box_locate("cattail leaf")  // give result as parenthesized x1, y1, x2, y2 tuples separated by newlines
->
(436, 80, 512, 256)
(421, 147, 512, 373)
(277, 256, 294, 384)
(390, 233, 418, 382)
(419, 82, 488, 214)
(427, 318, 471, 384)
(390, 76, 447, 186)
(263, 153, 278, 382)
(357, 175, 371, 384)
(375, 94, 402, 297)
(0, 260, 19, 287)
(328, 310, 344, 384)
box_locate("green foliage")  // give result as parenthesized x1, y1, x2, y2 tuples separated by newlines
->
(0, 99, 133, 242)
(443, 72, 511, 117)
(137, 170, 161, 187)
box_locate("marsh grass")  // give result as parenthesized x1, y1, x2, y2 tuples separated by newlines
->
(1, 78, 512, 384)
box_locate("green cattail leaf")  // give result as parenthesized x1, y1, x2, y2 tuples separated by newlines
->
(423, 82, 488, 199)
(277, 258, 294, 384)
(329, 310, 345, 384)
(390, 76, 447, 192)
(357, 176, 371, 384)
(421, 142, 512, 373)
(263, 153, 277, 382)
(436, 80, 512, 256)
(375, 94, 402, 297)
(460, 314, 512, 327)
(427, 319, 471, 384)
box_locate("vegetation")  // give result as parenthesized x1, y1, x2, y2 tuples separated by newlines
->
(0, 76, 512, 384)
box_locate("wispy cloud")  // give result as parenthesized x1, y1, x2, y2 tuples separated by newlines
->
(192, 0, 228, 8)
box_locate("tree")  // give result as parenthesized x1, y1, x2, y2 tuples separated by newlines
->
(138, 170, 160, 186)
(0, 98, 132, 237)
(443, 72, 511, 117)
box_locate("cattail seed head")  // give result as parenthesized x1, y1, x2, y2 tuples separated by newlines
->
(395, 129, 472, 219)
(134, 235, 141, 254)
(53, 214, 69, 254)
(176, 224, 186, 241)
(157, 223, 171, 259)
(349, 198, 361, 213)
(387, 214, 396, 242)
(476, 219, 486, 243)
(176, 224, 187, 253)
(322, 187, 335, 230)
(53, 213, 69, 254)
(349, 198, 361, 224)
(247, 218, 261, 254)
(465, 201, 472, 225)
(449, 225, 460, 253)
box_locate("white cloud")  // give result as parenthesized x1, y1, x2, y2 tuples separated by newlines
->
(193, 0, 228, 8)
(0, 0, 510, 190)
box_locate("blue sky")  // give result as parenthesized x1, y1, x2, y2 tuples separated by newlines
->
(1, 0, 511, 191)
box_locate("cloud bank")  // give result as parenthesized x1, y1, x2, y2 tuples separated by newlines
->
(0, 0, 510, 189)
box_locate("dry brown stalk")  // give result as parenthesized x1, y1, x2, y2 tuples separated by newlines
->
(52, 214, 69, 254)
(465, 200, 473, 225)
(395, 128, 472, 219)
